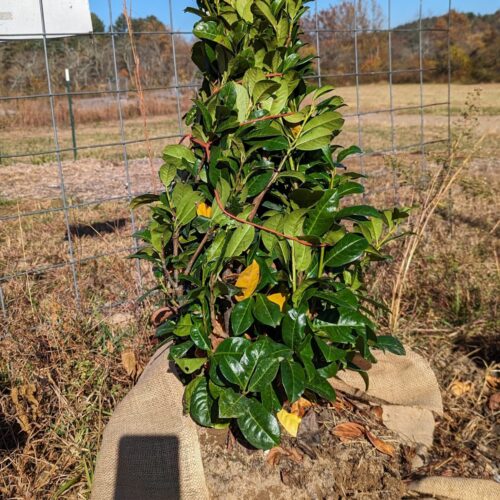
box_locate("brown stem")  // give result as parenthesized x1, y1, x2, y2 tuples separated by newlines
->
(214, 190, 331, 248)
(184, 230, 212, 275)
(172, 230, 180, 288)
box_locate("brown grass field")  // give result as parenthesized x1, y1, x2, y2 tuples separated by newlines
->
(0, 83, 499, 498)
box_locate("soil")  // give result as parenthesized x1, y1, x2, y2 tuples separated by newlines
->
(199, 397, 410, 500)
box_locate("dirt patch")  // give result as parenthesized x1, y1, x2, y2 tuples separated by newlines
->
(200, 398, 409, 499)
(0, 157, 162, 202)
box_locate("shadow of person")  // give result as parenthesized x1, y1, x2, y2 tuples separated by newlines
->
(115, 435, 180, 500)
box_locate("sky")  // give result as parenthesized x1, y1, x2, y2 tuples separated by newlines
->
(89, 0, 499, 33)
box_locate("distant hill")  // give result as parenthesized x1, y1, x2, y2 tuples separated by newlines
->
(395, 10, 500, 82)
(303, 6, 499, 84)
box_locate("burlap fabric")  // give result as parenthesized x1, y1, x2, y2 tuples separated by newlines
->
(91, 347, 498, 500)
(408, 477, 500, 499)
(91, 344, 209, 500)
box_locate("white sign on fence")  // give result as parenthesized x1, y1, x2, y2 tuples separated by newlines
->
(0, 0, 92, 40)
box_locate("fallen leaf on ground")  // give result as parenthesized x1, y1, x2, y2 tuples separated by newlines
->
(266, 446, 286, 466)
(235, 260, 260, 302)
(291, 397, 313, 417)
(267, 293, 287, 311)
(332, 422, 365, 442)
(450, 380, 473, 397)
(488, 392, 500, 412)
(277, 408, 302, 437)
(121, 350, 139, 379)
(285, 447, 303, 463)
(266, 446, 303, 466)
(366, 430, 396, 457)
(196, 202, 212, 218)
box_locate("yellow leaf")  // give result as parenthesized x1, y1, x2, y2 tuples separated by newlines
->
(267, 293, 287, 312)
(235, 260, 260, 302)
(197, 202, 212, 218)
(291, 124, 302, 137)
(277, 408, 302, 438)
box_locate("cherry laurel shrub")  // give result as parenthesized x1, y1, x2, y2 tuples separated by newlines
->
(132, 0, 408, 450)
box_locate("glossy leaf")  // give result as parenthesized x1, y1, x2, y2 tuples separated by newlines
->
(281, 360, 306, 403)
(237, 399, 280, 450)
(324, 233, 369, 268)
(190, 378, 214, 427)
(225, 224, 256, 258)
(304, 190, 340, 237)
(282, 305, 308, 350)
(231, 298, 254, 336)
(253, 294, 283, 327)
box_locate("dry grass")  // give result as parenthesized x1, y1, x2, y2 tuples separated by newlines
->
(0, 84, 499, 498)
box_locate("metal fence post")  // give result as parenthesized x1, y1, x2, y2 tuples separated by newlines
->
(37, 0, 81, 307)
(65, 68, 78, 161)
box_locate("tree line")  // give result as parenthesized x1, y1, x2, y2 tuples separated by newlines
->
(0, 3, 498, 98)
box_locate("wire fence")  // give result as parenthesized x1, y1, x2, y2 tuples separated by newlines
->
(0, 0, 452, 325)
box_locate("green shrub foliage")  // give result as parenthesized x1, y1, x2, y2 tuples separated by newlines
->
(132, 0, 408, 450)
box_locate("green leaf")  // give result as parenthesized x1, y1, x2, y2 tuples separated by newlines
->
(205, 232, 226, 262)
(305, 374, 336, 401)
(255, 0, 278, 30)
(261, 384, 281, 413)
(253, 294, 283, 327)
(247, 358, 280, 392)
(235, 0, 254, 23)
(338, 145, 362, 163)
(225, 223, 255, 258)
(302, 111, 344, 134)
(252, 80, 280, 103)
(172, 183, 203, 227)
(282, 305, 307, 350)
(184, 376, 203, 413)
(159, 163, 176, 188)
(315, 337, 347, 363)
(174, 357, 207, 375)
(231, 298, 254, 336)
(190, 325, 211, 351)
(237, 399, 280, 450)
(174, 315, 193, 337)
(324, 233, 369, 268)
(214, 337, 250, 388)
(218, 388, 249, 418)
(190, 378, 214, 427)
(193, 20, 232, 51)
(375, 336, 406, 356)
(304, 189, 340, 237)
(281, 360, 306, 403)
(283, 210, 311, 271)
(130, 194, 159, 209)
(163, 144, 196, 168)
(295, 126, 333, 151)
(337, 182, 365, 197)
(169, 340, 194, 359)
(234, 83, 250, 122)
(334, 205, 382, 221)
